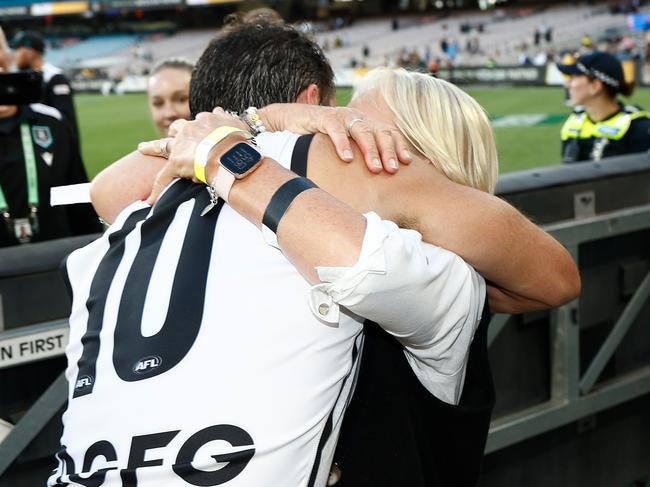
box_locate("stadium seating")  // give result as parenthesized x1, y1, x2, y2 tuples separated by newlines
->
(47, 34, 139, 68)
(55, 3, 638, 77)
(316, 4, 632, 69)
(111, 29, 215, 64)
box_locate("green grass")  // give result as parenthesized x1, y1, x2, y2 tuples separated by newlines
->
(75, 86, 650, 179)
(76, 93, 158, 178)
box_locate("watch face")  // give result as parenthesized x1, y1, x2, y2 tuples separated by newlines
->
(220, 142, 262, 177)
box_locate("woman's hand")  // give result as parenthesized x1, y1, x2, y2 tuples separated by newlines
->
(259, 104, 412, 174)
(138, 108, 247, 203)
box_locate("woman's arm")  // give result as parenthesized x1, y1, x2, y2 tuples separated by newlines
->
(305, 134, 581, 314)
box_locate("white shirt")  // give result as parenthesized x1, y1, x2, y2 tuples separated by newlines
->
(258, 131, 486, 404)
(49, 131, 484, 487)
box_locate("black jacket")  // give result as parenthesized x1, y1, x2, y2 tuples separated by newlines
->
(332, 301, 494, 487)
(0, 104, 101, 247)
(41, 63, 79, 139)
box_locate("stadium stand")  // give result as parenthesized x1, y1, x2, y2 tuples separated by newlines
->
(108, 29, 215, 66)
(316, 4, 633, 69)
(46, 34, 139, 68)
(35, 3, 644, 80)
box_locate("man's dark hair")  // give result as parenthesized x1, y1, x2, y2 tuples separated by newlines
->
(189, 23, 335, 116)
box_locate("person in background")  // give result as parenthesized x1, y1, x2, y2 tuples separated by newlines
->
(147, 58, 193, 137)
(10, 30, 79, 139)
(579, 35, 595, 55)
(558, 50, 650, 163)
(0, 30, 101, 247)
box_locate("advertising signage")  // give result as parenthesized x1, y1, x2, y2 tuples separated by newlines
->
(0, 0, 87, 17)
(99, 0, 182, 8)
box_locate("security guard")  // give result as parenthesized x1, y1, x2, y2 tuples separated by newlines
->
(10, 31, 80, 139)
(557, 51, 650, 163)
(0, 91, 101, 247)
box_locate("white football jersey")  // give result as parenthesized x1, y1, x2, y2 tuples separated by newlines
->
(49, 132, 363, 487)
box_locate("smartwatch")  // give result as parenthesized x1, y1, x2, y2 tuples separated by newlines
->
(211, 140, 264, 202)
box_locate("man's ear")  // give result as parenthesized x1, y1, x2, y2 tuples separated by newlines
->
(295, 83, 321, 105)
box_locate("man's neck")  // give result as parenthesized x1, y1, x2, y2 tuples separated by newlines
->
(585, 98, 620, 123)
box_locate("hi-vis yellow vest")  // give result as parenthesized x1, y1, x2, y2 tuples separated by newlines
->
(561, 108, 648, 141)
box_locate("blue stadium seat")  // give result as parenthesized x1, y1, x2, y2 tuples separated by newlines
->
(46, 34, 139, 67)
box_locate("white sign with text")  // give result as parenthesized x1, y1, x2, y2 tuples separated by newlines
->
(0, 325, 69, 370)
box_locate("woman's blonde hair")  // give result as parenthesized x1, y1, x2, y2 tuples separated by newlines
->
(353, 68, 498, 194)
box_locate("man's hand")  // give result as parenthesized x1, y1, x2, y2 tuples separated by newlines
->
(139, 109, 248, 203)
(259, 104, 412, 174)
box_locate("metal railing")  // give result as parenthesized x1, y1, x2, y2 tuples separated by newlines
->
(485, 203, 650, 453)
(0, 205, 649, 476)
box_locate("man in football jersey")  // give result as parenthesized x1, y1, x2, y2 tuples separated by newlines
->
(54, 23, 579, 487)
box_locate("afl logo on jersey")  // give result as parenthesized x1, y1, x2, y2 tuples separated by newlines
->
(133, 356, 162, 374)
(75, 375, 93, 390)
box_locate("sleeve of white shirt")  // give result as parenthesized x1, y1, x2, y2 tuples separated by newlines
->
(309, 211, 486, 405)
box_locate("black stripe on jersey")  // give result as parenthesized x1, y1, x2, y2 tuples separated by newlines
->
(73, 207, 151, 398)
(51, 446, 76, 486)
(73, 179, 225, 397)
(60, 254, 73, 304)
(290, 134, 314, 177)
(306, 337, 361, 487)
(151, 178, 199, 214)
(113, 184, 223, 381)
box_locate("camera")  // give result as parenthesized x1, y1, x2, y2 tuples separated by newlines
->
(0, 71, 43, 105)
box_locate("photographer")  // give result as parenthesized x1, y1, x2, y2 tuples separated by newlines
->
(10, 30, 79, 140)
(0, 37, 100, 247)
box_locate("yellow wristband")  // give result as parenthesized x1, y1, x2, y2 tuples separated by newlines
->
(193, 126, 248, 184)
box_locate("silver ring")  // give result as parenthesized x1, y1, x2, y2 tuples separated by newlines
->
(159, 138, 171, 159)
(347, 117, 364, 133)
